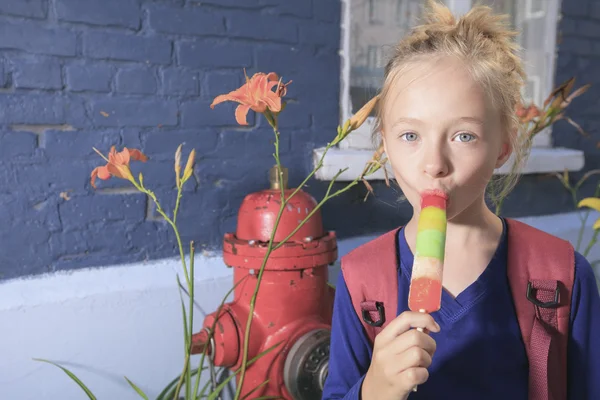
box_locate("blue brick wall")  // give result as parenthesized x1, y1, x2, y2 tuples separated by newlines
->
(2, 0, 598, 281)
(0, 0, 340, 280)
(553, 0, 600, 178)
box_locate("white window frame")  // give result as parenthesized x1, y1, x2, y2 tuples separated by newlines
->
(314, 0, 584, 181)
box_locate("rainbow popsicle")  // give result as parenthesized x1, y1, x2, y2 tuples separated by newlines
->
(408, 192, 447, 314)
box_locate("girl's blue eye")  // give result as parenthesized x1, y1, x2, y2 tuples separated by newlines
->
(401, 132, 418, 142)
(455, 133, 475, 142)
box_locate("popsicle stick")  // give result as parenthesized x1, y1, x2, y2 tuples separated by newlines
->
(413, 309, 427, 392)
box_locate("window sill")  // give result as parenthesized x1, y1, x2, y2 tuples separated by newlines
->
(312, 146, 585, 181)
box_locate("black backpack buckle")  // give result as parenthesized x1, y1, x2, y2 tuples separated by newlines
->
(361, 301, 385, 327)
(526, 281, 560, 308)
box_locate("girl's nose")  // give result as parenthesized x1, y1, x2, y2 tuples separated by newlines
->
(423, 146, 449, 178)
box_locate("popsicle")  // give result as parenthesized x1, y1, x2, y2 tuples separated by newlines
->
(408, 192, 447, 313)
(408, 192, 447, 392)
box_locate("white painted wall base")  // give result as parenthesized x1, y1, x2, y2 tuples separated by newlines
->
(1, 212, 599, 400)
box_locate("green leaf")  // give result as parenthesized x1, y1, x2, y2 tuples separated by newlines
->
(193, 276, 250, 399)
(185, 242, 196, 400)
(206, 341, 282, 400)
(241, 379, 270, 400)
(33, 359, 97, 400)
(176, 274, 190, 348)
(124, 376, 149, 400)
(197, 378, 213, 398)
(155, 368, 206, 400)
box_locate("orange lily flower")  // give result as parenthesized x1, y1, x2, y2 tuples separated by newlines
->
(91, 146, 148, 188)
(210, 71, 290, 125)
(516, 103, 541, 123)
(515, 103, 527, 118)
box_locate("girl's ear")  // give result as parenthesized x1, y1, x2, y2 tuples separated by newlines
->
(495, 131, 514, 168)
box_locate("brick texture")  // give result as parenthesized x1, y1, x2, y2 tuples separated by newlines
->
(56, 0, 140, 29)
(0, 0, 46, 19)
(551, 0, 600, 207)
(0, 0, 342, 280)
(2, 0, 593, 281)
(11, 57, 62, 89)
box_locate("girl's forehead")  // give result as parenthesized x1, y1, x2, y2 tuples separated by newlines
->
(383, 58, 494, 123)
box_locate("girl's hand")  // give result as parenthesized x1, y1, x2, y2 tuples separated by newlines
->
(361, 311, 440, 400)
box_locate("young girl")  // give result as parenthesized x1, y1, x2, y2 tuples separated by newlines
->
(322, 1, 600, 399)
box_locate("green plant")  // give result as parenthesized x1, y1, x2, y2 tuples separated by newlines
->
(35, 71, 383, 400)
(209, 71, 382, 399)
(493, 77, 591, 215)
(554, 169, 600, 284)
(555, 169, 600, 256)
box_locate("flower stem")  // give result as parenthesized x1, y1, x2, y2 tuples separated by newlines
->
(584, 230, 599, 258)
(274, 171, 358, 250)
(132, 178, 193, 400)
(173, 185, 184, 225)
(234, 116, 286, 400)
(574, 190, 588, 252)
(233, 115, 364, 399)
(172, 352, 190, 400)
(185, 241, 195, 400)
(142, 186, 191, 289)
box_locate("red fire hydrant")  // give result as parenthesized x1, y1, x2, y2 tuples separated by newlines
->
(191, 166, 336, 399)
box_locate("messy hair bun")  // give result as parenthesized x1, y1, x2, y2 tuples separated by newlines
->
(375, 0, 528, 207)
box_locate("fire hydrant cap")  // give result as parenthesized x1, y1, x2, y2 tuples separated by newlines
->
(235, 188, 324, 243)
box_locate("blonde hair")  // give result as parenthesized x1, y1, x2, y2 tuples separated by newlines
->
(374, 0, 528, 207)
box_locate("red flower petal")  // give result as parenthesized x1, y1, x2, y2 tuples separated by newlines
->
(97, 165, 111, 180)
(235, 104, 251, 125)
(90, 165, 111, 189)
(128, 148, 148, 162)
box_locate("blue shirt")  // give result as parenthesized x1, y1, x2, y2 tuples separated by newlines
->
(322, 220, 600, 399)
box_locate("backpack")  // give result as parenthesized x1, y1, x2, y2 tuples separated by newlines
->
(341, 218, 575, 400)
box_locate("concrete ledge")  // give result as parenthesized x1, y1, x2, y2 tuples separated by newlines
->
(312, 146, 585, 181)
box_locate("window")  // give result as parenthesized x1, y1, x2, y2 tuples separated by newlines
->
(395, 0, 420, 29)
(481, 0, 557, 147)
(366, 45, 382, 70)
(347, 0, 421, 121)
(340, 0, 561, 149)
(368, 0, 384, 24)
(320, 0, 584, 182)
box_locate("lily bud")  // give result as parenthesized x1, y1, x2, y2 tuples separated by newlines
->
(182, 149, 196, 182)
(175, 144, 182, 188)
(577, 197, 600, 230)
(349, 95, 379, 131)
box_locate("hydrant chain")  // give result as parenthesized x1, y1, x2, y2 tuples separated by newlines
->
(203, 327, 221, 400)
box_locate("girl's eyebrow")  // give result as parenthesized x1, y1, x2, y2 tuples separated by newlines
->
(390, 116, 485, 128)
(390, 117, 422, 127)
(456, 116, 485, 126)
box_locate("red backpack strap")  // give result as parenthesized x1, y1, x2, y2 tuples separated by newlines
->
(505, 218, 575, 400)
(340, 228, 400, 346)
